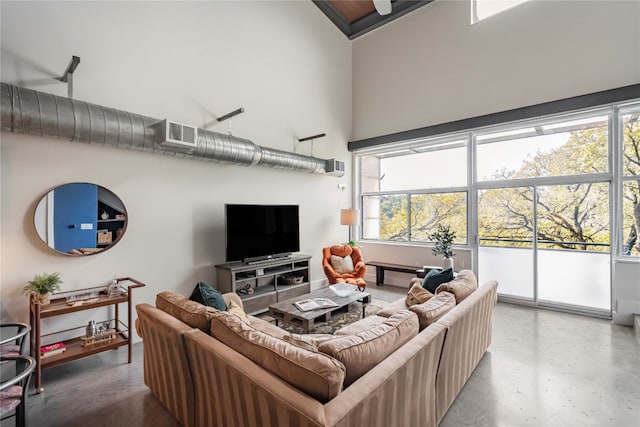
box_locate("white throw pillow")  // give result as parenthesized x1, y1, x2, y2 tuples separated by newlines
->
(330, 254, 354, 274)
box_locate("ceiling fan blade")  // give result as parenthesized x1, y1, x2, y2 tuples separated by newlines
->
(373, 0, 392, 16)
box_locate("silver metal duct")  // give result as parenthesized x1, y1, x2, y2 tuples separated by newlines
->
(0, 83, 340, 176)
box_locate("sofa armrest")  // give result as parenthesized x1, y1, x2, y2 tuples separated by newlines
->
(434, 280, 498, 423)
(136, 303, 195, 427)
(353, 261, 367, 275)
(325, 323, 446, 427)
(135, 318, 142, 338)
(183, 329, 326, 426)
(323, 263, 341, 283)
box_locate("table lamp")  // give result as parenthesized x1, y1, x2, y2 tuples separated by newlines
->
(340, 208, 359, 246)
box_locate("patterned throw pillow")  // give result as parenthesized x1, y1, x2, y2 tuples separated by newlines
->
(405, 282, 434, 307)
(227, 300, 248, 323)
(330, 254, 355, 274)
(189, 281, 227, 311)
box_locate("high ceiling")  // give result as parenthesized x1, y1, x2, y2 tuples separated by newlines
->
(313, 0, 434, 40)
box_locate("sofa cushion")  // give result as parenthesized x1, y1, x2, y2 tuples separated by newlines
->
(209, 311, 346, 403)
(378, 295, 411, 317)
(435, 269, 478, 303)
(423, 268, 453, 293)
(318, 310, 419, 387)
(156, 291, 217, 333)
(330, 254, 354, 274)
(334, 315, 388, 335)
(409, 291, 456, 330)
(189, 281, 227, 311)
(405, 282, 434, 307)
(282, 333, 337, 351)
(247, 315, 288, 339)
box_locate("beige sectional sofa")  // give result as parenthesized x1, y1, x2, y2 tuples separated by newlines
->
(135, 270, 498, 427)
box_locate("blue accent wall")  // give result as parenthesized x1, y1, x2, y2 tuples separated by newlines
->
(53, 183, 97, 253)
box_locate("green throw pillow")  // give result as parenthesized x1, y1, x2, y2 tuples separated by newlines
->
(189, 281, 227, 311)
(422, 268, 454, 294)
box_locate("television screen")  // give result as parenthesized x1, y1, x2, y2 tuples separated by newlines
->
(225, 204, 300, 263)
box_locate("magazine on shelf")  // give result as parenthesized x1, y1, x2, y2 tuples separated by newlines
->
(40, 342, 65, 353)
(41, 347, 67, 358)
(293, 298, 339, 311)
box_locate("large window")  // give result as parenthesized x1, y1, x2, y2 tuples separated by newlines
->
(360, 139, 467, 245)
(356, 101, 640, 315)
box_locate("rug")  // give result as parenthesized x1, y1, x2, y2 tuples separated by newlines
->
(257, 298, 387, 335)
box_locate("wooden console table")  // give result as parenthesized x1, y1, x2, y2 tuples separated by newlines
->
(29, 277, 145, 393)
(365, 261, 439, 286)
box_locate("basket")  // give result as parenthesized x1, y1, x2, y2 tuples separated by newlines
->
(97, 231, 113, 244)
(280, 276, 304, 285)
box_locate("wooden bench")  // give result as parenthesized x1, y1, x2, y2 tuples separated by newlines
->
(365, 261, 440, 286)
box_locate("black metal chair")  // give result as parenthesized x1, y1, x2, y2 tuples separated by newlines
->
(1, 354, 36, 427)
(0, 323, 31, 356)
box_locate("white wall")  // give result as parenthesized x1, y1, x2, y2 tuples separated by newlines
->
(352, 0, 640, 140)
(0, 1, 352, 332)
(352, 0, 640, 323)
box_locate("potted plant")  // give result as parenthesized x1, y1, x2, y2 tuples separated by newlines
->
(344, 239, 359, 247)
(428, 224, 456, 270)
(23, 272, 63, 305)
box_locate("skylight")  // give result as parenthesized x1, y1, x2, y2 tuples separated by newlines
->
(472, 0, 530, 23)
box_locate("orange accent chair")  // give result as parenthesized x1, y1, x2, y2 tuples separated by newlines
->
(322, 245, 367, 291)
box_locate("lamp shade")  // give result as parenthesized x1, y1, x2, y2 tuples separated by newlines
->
(340, 209, 359, 226)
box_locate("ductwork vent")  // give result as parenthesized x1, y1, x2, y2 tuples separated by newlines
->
(325, 159, 345, 176)
(0, 83, 345, 177)
(156, 119, 198, 152)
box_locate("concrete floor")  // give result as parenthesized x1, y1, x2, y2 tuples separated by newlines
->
(14, 288, 640, 427)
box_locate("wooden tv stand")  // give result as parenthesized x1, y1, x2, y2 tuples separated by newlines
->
(215, 255, 311, 315)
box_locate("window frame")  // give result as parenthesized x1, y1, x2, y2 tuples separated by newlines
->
(355, 103, 640, 260)
(358, 134, 470, 246)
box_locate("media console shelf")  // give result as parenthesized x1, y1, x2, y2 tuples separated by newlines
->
(215, 254, 311, 315)
(29, 277, 145, 393)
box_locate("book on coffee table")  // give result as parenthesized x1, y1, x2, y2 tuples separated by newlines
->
(293, 298, 339, 311)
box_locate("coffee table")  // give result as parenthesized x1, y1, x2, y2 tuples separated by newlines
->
(268, 286, 371, 333)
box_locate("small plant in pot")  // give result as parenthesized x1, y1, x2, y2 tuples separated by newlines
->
(428, 224, 457, 270)
(22, 272, 63, 305)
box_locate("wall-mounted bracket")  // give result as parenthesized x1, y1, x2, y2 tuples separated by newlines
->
(203, 107, 245, 136)
(295, 133, 326, 157)
(298, 133, 326, 143)
(216, 108, 245, 123)
(58, 55, 80, 99)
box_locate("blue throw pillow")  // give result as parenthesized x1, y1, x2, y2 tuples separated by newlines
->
(422, 268, 454, 293)
(189, 281, 227, 311)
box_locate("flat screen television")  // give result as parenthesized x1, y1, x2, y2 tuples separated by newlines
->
(225, 204, 300, 263)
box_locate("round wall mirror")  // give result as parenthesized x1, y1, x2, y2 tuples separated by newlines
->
(34, 182, 128, 256)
